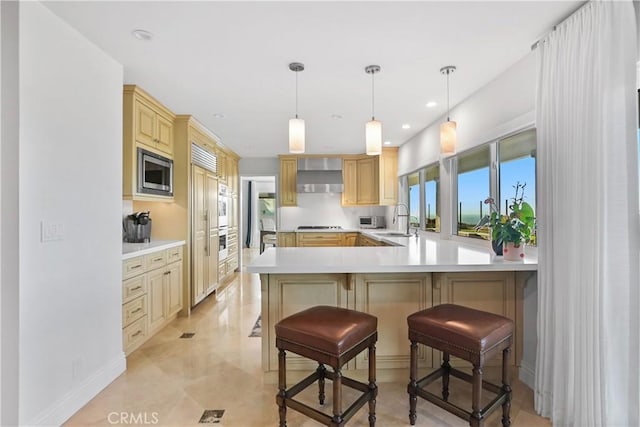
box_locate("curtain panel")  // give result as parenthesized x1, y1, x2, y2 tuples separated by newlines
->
(535, 2, 639, 426)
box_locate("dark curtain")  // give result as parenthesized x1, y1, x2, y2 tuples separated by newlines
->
(245, 181, 252, 248)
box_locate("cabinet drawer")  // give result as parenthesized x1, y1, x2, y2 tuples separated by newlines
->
(122, 275, 147, 304)
(123, 315, 148, 354)
(166, 246, 183, 264)
(123, 294, 147, 327)
(219, 262, 227, 279)
(145, 251, 167, 271)
(123, 256, 145, 279)
(227, 257, 239, 273)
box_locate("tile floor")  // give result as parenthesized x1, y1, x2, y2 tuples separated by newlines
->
(65, 248, 551, 427)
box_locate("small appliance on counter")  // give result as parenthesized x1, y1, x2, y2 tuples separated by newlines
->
(359, 216, 386, 229)
(123, 211, 152, 243)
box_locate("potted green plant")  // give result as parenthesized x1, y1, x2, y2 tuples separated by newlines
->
(475, 182, 535, 260)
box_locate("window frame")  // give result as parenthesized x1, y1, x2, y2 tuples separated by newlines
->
(403, 162, 441, 233)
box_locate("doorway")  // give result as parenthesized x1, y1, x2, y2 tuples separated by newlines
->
(239, 176, 276, 266)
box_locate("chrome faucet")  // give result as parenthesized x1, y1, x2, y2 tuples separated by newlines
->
(393, 203, 410, 235)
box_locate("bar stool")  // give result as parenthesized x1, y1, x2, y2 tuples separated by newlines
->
(275, 306, 378, 427)
(407, 304, 513, 427)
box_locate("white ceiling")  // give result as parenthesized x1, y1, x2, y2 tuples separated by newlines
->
(45, 1, 581, 158)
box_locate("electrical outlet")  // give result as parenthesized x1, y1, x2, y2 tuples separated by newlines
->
(41, 221, 64, 242)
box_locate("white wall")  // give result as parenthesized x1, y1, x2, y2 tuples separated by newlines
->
(19, 3, 124, 425)
(239, 157, 279, 176)
(398, 52, 538, 387)
(1, 2, 20, 424)
(279, 193, 387, 230)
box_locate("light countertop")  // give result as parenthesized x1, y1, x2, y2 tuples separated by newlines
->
(122, 240, 186, 260)
(246, 231, 537, 274)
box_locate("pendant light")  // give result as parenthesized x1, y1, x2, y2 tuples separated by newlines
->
(365, 65, 382, 156)
(289, 62, 305, 154)
(440, 65, 457, 156)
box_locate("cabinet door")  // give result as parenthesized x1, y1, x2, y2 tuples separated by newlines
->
(147, 269, 166, 333)
(166, 262, 183, 317)
(343, 233, 358, 246)
(155, 113, 174, 156)
(266, 274, 349, 372)
(279, 157, 297, 207)
(354, 273, 432, 370)
(206, 171, 219, 294)
(379, 148, 398, 205)
(192, 166, 207, 304)
(217, 150, 227, 184)
(276, 232, 296, 247)
(357, 157, 379, 205)
(434, 272, 517, 367)
(341, 159, 358, 206)
(135, 100, 156, 148)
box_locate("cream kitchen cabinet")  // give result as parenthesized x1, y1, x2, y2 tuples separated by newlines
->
(342, 148, 398, 207)
(123, 85, 176, 201)
(296, 232, 343, 247)
(277, 232, 297, 247)
(279, 156, 298, 207)
(121, 245, 184, 355)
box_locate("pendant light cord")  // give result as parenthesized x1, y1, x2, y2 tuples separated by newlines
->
(295, 71, 299, 119)
(446, 70, 450, 121)
(371, 72, 375, 120)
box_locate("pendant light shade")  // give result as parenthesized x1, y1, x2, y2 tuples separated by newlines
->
(365, 65, 382, 156)
(440, 65, 457, 156)
(288, 62, 305, 154)
(365, 119, 382, 155)
(289, 117, 305, 154)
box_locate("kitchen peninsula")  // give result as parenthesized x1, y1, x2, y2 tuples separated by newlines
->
(246, 231, 537, 383)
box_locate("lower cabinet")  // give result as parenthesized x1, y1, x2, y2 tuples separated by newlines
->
(276, 232, 296, 247)
(122, 245, 184, 355)
(260, 271, 522, 380)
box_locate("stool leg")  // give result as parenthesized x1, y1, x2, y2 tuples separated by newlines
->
(332, 368, 343, 426)
(471, 365, 483, 427)
(442, 352, 451, 401)
(408, 341, 418, 425)
(501, 347, 512, 427)
(277, 348, 287, 427)
(317, 363, 326, 405)
(368, 344, 377, 427)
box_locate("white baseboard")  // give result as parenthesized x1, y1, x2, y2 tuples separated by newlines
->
(29, 352, 126, 426)
(519, 360, 536, 389)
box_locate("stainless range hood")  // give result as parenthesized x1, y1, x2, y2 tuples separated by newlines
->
(296, 158, 344, 193)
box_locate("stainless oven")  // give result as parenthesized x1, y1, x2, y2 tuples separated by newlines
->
(137, 148, 173, 196)
(218, 227, 228, 260)
(218, 184, 228, 227)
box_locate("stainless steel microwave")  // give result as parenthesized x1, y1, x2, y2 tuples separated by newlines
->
(137, 148, 173, 196)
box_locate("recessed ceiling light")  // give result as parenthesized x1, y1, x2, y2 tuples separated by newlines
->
(212, 113, 226, 118)
(330, 114, 343, 119)
(131, 29, 153, 41)
(402, 124, 411, 129)
(384, 141, 392, 145)
(426, 101, 437, 108)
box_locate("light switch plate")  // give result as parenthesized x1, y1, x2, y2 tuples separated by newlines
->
(41, 221, 64, 242)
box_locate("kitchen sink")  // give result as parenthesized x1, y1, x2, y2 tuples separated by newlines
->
(374, 232, 413, 237)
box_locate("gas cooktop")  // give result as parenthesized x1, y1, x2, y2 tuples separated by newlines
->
(297, 226, 343, 230)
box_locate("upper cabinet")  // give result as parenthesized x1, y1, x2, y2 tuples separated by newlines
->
(342, 147, 398, 207)
(279, 156, 298, 207)
(123, 85, 176, 201)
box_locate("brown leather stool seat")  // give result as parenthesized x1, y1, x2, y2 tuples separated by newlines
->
(407, 304, 514, 427)
(275, 306, 378, 427)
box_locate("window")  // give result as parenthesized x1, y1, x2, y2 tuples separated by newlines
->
(456, 145, 490, 238)
(423, 164, 440, 232)
(499, 129, 536, 217)
(455, 128, 537, 243)
(408, 172, 420, 228)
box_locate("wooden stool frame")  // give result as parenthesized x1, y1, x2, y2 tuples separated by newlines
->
(408, 329, 512, 427)
(276, 332, 378, 427)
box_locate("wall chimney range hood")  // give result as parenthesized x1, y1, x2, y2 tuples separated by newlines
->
(296, 158, 344, 193)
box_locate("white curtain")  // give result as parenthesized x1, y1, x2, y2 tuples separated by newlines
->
(535, 2, 639, 426)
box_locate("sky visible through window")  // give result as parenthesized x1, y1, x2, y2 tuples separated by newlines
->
(425, 180, 437, 221)
(409, 183, 419, 226)
(458, 156, 536, 227)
